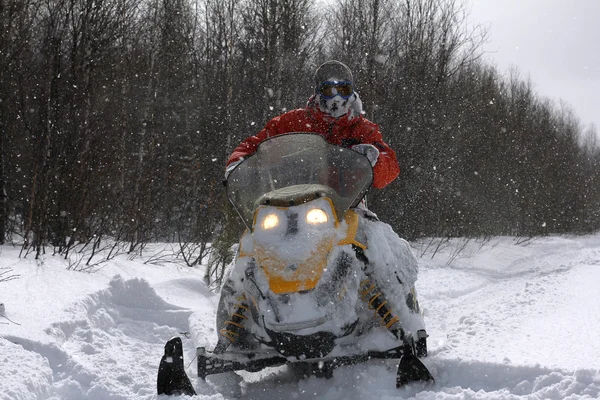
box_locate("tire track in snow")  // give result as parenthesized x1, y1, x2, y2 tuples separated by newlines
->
(420, 237, 600, 372)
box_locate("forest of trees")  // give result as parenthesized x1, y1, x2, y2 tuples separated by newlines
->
(1, 0, 599, 262)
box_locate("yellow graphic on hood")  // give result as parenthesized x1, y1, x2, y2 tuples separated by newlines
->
(248, 209, 364, 295)
(254, 237, 334, 294)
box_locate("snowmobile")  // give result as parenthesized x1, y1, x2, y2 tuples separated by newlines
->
(157, 133, 434, 395)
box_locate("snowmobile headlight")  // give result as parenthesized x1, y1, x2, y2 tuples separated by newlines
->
(261, 213, 280, 230)
(306, 208, 328, 224)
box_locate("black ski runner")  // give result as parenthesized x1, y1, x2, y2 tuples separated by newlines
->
(157, 337, 196, 396)
(396, 353, 435, 387)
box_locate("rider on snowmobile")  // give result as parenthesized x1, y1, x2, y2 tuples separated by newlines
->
(226, 60, 399, 190)
(223, 60, 428, 353)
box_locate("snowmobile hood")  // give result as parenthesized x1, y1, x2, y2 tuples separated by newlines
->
(240, 208, 365, 294)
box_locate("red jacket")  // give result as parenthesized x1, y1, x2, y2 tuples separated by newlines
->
(227, 105, 400, 189)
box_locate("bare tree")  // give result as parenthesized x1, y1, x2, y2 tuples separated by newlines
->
(0, 0, 40, 243)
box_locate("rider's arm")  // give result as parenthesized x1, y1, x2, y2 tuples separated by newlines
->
(358, 123, 400, 189)
(226, 129, 269, 167)
(226, 110, 305, 167)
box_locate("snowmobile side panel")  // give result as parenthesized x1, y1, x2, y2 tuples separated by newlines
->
(338, 210, 366, 249)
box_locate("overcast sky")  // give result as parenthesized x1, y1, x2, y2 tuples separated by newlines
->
(467, 0, 600, 131)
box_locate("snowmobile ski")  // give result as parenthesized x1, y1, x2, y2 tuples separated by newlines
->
(157, 337, 196, 396)
(396, 352, 435, 387)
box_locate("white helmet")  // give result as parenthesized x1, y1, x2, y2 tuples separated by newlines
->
(314, 60, 359, 118)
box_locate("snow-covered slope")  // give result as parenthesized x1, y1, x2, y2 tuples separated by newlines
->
(1, 235, 599, 399)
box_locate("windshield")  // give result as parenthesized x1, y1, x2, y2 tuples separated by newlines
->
(226, 133, 373, 229)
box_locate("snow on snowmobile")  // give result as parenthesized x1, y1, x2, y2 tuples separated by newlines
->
(157, 133, 433, 395)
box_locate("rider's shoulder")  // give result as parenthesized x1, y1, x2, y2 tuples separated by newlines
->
(269, 108, 307, 124)
(350, 114, 379, 132)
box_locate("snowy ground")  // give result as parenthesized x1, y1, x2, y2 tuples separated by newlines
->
(1, 235, 599, 400)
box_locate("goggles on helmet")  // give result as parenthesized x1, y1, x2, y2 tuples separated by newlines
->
(317, 81, 354, 99)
